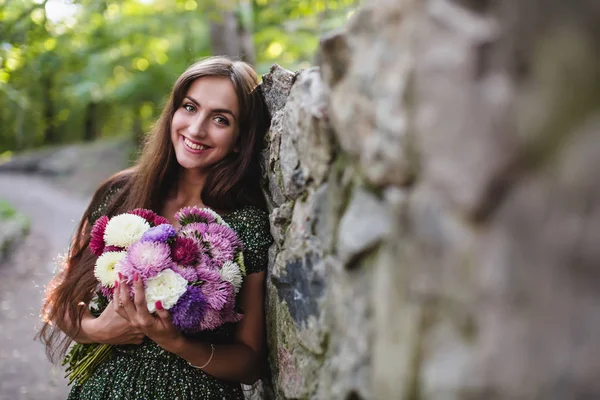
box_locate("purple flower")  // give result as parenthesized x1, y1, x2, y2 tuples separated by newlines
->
(175, 207, 218, 226)
(171, 236, 200, 267)
(120, 241, 174, 281)
(171, 286, 209, 333)
(195, 266, 221, 283)
(141, 224, 176, 243)
(172, 264, 198, 281)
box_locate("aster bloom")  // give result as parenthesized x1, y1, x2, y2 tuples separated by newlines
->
(172, 264, 198, 282)
(219, 260, 243, 294)
(153, 215, 170, 226)
(145, 269, 188, 313)
(94, 251, 127, 287)
(203, 223, 241, 267)
(141, 224, 177, 243)
(175, 206, 225, 226)
(171, 236, 200, 267)
(89, 216, 109, 256)
(201, 280, 231, 310)
(103, 214, 151, 248)
(120, 241, 173, 281)
(170, 286, 209, 333)
(104, 245, 124, 253)
(99, 285, 114, 300)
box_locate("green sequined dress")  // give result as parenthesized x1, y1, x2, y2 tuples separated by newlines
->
(67, 196, 272, 400)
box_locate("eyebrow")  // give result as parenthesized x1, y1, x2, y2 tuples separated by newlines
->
(184, 96, 237, 121)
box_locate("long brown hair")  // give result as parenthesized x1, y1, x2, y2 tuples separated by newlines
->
(38, 56, 271, 360)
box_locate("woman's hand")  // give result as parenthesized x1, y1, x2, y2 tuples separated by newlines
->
(114, 273, 184, 353)
(81, 296, 145, 345)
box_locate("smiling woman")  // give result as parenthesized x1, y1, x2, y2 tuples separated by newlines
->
(38, 57, 273, 400)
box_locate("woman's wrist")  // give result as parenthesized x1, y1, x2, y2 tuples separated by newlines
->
(79, 314, 100, 343)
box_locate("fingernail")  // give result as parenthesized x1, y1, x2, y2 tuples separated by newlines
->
(114, 280, 119, 289)
(155, 301, 163, 310)
(118, 272, 123, 280)
(134, 272, 139, 282)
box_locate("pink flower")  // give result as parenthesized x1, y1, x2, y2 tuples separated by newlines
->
(172, 264, 198, 281)
(90, 216, 109, 256)
(100, 285, 114, 300)
(120, 241, 174, 281)
(203, 224, 241, 268)
(201, 280, 230, 310)
(175, 206, 218, 226)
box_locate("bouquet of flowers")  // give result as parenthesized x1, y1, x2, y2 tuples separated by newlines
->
(63, 207, 245, 385)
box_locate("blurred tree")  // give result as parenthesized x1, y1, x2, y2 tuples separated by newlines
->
(0, 0, 359, 153)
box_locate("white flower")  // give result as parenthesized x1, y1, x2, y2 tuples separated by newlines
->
(220, 261, 243, 294)
(145, 269, 188, 313)
(94, 251, 127, 287)
(104, 214, 151, 248)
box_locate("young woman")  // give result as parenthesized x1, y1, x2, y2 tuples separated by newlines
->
(39, 56, 273, 399)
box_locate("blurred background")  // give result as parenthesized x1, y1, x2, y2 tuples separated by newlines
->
(0, 0, 357, 155)
(0, 1, 359, 398)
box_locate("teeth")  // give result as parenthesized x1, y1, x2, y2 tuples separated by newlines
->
(184, 138, 207, 150)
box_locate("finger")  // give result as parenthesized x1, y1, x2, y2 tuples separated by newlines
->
(155, 302, 173, 330)
(112, 280, 127, 320)
(133, 273, 154, 327)
(120, 275, 137, 319)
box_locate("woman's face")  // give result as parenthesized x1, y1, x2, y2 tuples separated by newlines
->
(171, 76, 240, 173)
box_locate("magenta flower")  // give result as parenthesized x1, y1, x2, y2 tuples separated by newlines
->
(170, 286, 208, 333)
(99, 285, 114, 300)
(129, 208, 158, 224)
(120, 241, 174, 281)
(175, 207, 217, 226)
(171, 236, 200, 267)
(104, 245, 124, 253)
(128, 208, 169, 227)
(90, 216, 109, 256)
(153, 215, 170, 226)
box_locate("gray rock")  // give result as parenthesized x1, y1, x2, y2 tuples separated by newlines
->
(261, 64, 296, 116)
(337, 187, 394, 265)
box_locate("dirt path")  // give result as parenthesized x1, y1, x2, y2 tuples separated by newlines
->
(0, 173, 89, 400)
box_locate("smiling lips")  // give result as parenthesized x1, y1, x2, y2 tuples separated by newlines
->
(183, 136, 210, 151)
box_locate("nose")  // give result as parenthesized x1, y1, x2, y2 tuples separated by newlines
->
(186, 112, 209, 138)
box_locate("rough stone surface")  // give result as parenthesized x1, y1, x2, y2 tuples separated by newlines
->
(259, 0, 600, 399)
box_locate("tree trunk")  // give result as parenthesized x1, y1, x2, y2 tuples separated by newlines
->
(209, 3, 255, 65)
(41, 74, 57, 144)
(83, 102, 98, 142)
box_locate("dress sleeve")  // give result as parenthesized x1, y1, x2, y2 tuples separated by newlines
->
(238, 207, 273, 275)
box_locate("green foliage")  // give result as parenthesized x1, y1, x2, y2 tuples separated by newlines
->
(0, 0, 359, 153)
(0, 200, 17, 219)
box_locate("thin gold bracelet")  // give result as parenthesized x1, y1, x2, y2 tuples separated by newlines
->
(188, 343, 215, 369)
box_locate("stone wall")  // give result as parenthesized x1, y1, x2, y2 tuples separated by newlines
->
(258, 1, 600, 399)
